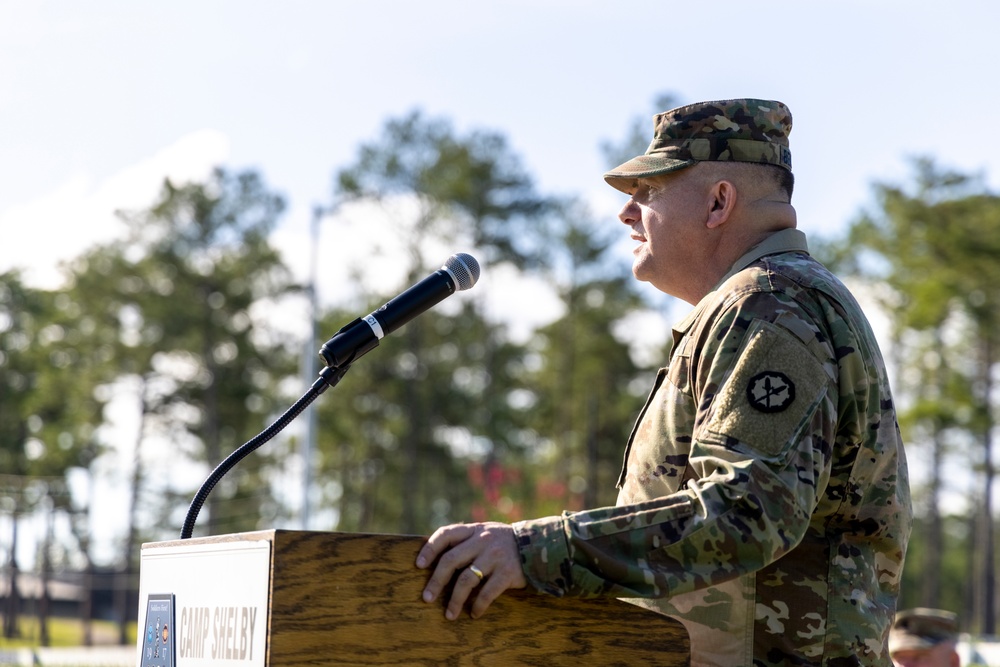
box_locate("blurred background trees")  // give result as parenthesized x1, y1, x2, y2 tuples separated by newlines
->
(2, 93, 999, 645)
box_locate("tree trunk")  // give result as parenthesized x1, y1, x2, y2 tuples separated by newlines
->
(920, 330, 947, 607)
(81, 559, 94, 646)
(965, 508, 978, 629)
(204, 307, 222, 536)
(585, 392, 600, 509)
(118, 377, 149, 645)
(982, 333, 995, 633)
(401, 322, 425, 535)
(38, 499, 53, 647)
(2, 517, 20, 639)
(921, 428, 944, 606)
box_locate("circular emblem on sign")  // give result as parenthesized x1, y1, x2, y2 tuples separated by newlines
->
(746, 371, 795, 413)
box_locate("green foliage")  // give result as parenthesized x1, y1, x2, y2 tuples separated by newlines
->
(336, 109, 554, 270)
(899, 512, 971, 620)
(57, 168, 300, 540)
(320, 110, 565, 534)
(314, 300, 530, 533)
(0, 273, 105, 483)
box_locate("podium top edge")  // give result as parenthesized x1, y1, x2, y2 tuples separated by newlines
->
(141, 529, 429, 550)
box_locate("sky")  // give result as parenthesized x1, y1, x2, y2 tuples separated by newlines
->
(2, 0, 1000, 564)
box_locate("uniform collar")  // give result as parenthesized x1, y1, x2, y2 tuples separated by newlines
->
(718, 227, 809, 287)
(671, 228, 809, 339)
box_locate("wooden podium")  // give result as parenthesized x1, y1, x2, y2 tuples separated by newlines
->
(137, 530, 689, 666)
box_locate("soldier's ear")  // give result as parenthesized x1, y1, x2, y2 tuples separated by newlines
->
(706, 180, 736, 229)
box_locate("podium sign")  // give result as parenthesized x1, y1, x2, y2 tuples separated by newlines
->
(137, 539, 270, 666)
(137, 530, 689, 666)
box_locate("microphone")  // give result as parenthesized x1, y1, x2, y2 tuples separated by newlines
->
(319, 253, 481, 369)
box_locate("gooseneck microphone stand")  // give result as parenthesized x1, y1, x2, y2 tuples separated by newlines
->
(179, 364, 350, 540)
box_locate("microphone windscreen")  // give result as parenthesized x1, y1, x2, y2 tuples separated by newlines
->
(444, 253, 481, 291)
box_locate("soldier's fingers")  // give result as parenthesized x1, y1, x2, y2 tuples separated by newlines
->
(468, 548, 526, 619)
(468, 573, 503, 619)
(419, 525, 479, 604)
(416, 523, 473, 570)
(444, 565, 486, 621)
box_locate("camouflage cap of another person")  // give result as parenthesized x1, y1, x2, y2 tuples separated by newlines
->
(603, 98, 794, 194)
(888, 608, 959, 653)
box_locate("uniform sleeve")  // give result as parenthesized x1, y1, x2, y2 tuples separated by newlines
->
(514, 290, 839, 599)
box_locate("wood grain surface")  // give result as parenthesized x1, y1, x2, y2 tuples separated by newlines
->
(149, 530, 689, 666)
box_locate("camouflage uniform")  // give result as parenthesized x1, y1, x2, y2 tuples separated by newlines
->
(514, 228, 911, 665)
(513, 229, 910, 665)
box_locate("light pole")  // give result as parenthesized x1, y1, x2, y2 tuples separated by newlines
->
(302, 203, 333, 530)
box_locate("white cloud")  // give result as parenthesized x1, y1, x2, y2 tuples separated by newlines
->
(0, 129, 230, 289)
(476, 262, 564, 343)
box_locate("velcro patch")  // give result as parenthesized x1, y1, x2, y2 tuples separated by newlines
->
(706, 319, 827, 457)
(747, 371, 795, 413)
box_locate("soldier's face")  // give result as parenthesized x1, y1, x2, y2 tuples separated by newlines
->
(617, 170, 711, 303)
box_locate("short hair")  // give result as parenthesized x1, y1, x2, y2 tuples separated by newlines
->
(643, 162, 795, 204)
(697, 162, 794, 202)
(772, 164, 795, 200)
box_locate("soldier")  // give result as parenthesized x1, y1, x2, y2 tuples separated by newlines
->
(889, 608, 960, 667)
(416, 98, 912, 665)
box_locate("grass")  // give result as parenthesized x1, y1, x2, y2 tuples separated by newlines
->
(0, 616, 136, 649)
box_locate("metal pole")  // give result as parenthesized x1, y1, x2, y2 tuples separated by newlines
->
(302, 205, 322, 530)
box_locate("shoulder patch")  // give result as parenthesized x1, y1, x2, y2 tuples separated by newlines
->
(706, 319, 827, 457)
(746, 371, 795, 413)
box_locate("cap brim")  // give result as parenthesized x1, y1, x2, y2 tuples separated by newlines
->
(603, 155, 696, 194)
(889, 634, 942, 653)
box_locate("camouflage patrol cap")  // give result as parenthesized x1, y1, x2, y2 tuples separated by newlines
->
(888, 608, 959, 653)
(603, 98, 794, 194)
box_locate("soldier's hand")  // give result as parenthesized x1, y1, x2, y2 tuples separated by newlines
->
(415, 521, 527, 620)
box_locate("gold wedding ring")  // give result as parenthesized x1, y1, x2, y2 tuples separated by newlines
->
(469, 564, 485, 580)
